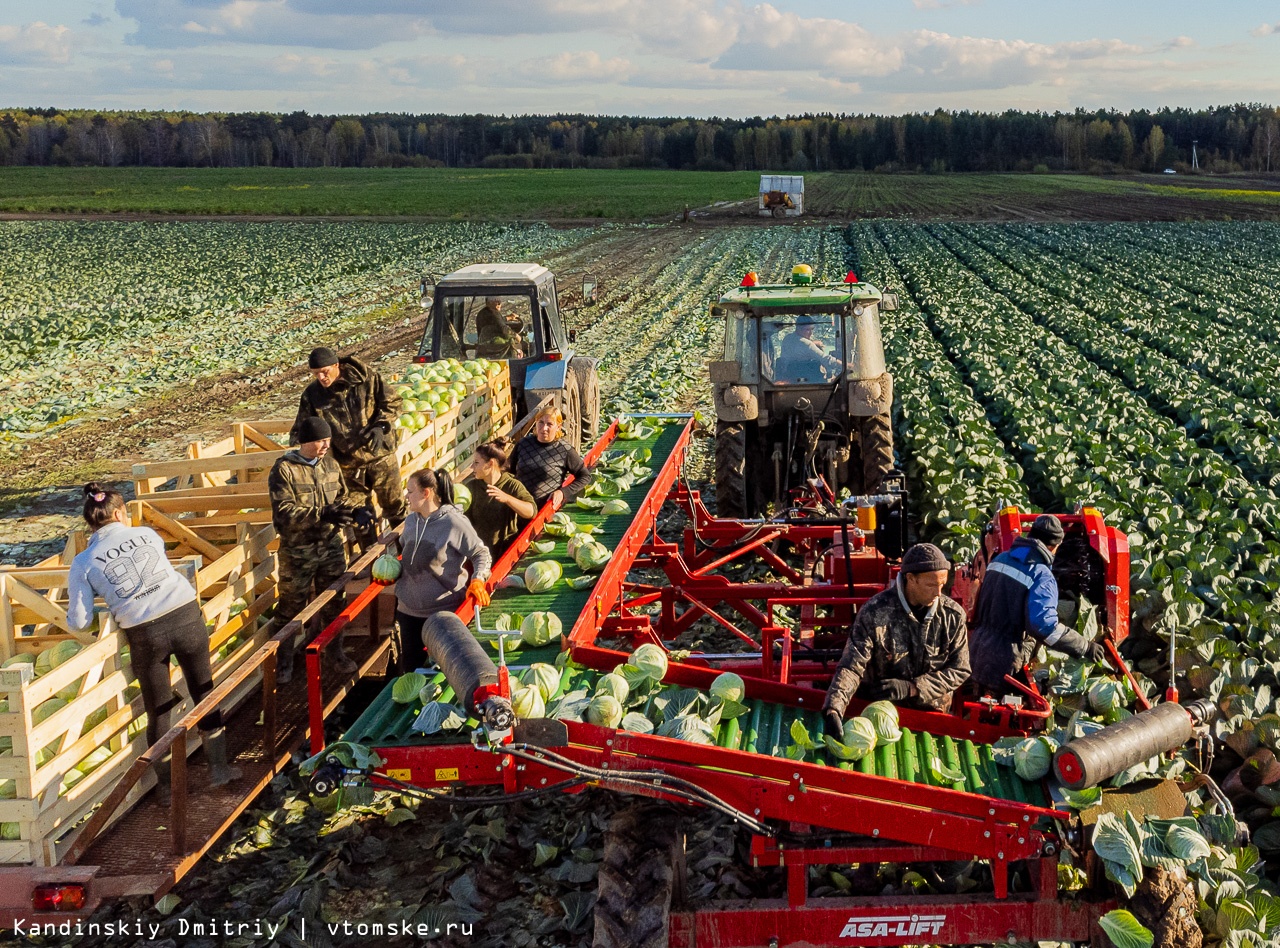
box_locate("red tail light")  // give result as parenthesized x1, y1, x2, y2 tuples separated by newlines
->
(33, 884, 86, 912)
(413, 355, 427, 363)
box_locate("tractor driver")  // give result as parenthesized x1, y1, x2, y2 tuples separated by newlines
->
(968, 514, 1108, 691)
(475, 297, 525, 359)
(823, 543, 971, 738)
(775, 315, 842, 382)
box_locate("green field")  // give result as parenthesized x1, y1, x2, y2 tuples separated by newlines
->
(0, 167, 760, 220)
(2, 167, 1279, 220)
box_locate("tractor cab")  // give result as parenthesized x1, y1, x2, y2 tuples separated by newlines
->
(416, 264, 601, 449)
(709, 265, 899, 516)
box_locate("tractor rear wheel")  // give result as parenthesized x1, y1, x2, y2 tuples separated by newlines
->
(526, 369, 584, 451)
(858, 411, 894, 495)
(570, 355, 601, 445)
(715, 421, 748, 518)
(593, 804, 682, 948)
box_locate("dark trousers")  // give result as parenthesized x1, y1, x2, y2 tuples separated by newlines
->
(395, 610, 429, 674)
(122, 599, 222, 745)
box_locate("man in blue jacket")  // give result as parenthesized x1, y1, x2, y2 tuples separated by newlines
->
(969, 514, 1107, 689)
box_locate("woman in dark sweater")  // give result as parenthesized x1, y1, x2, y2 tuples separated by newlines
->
(510, 406, 593, 509)
(463, 441, 536, 558)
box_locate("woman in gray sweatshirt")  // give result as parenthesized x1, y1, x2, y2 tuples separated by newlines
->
(396, 468, 492, 671)
(66, 483, 241, 796)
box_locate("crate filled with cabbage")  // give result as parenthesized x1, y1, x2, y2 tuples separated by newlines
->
(393, 358, 502, 434)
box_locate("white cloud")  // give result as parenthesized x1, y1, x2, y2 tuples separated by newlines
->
(519, 51, 633, 84)
(911, 0, 981, 8)
(1251, 22, 1278, 37)
(0, 21, 73, 65)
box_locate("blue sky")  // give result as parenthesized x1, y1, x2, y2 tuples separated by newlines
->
(2, 1, 1278, 116)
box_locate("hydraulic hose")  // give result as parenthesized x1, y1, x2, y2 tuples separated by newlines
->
(421, 611, 499, 717)
(1053, 698, 1215, 790)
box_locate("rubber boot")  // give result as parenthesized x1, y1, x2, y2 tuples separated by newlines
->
(150, 708, 172, 806)
(203, 727, 243, 787)
(153, 754, 172, 807)
(332, 632, 358, 675)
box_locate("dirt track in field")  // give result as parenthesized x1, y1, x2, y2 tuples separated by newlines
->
(0, 225, 707, 561)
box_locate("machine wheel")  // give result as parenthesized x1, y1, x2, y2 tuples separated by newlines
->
(771, 205, 786, 219)
(569, 355, 601, 444)
(715, 421, 749, 518)
(858, 411, 894, 495)
(526, 369, 584, 451)
(593, 804, 681, 948)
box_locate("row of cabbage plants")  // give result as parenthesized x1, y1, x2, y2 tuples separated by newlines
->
(0, 221, 590, 440)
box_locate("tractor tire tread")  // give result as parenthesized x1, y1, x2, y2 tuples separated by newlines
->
(715, 421, 748, 518)
(593, 805, 679, 948)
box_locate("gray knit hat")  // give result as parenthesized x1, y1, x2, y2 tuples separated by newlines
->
(1030, 514, 1065, 545)
(900, 542, 949, 574)
(308, 346, 339, 369)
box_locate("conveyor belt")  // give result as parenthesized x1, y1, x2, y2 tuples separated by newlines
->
(483, 421, 684, 641)
(345, 667, 1049, 807)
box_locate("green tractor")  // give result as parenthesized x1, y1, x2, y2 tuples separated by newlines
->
(710, 264, 898, 517)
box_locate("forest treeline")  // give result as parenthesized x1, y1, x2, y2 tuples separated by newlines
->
(2, 104, 1278, 174)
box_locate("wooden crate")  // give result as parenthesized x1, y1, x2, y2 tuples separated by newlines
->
(0, 522, 277, 865)
(396, 364, 512, 479)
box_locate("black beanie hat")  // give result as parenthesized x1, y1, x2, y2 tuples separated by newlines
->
(900, 542, 949, 574)
(297, 417, 332, 443)
(308, 347, 339, 369)
(1030, 514, 1065, 545)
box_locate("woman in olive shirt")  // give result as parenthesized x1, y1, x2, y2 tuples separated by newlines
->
(463, 441, 537, 558)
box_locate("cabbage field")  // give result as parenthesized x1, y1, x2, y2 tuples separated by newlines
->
(5, 216, 1280, 944)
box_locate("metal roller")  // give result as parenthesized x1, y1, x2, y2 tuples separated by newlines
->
(421, 611, 499, 718)
(1053, 698, 1214, 790)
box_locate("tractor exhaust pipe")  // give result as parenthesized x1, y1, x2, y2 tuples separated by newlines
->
(1053, 698, 1215, 790)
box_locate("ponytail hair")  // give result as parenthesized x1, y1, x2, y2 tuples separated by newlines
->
(82, 482, 126, 531)
(474, 438, 513, 470)
(408, 467, 455, 507)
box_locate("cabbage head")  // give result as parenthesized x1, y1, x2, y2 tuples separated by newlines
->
(371, 553, 401, 583)
(33, 697, 67, 725)
(544, 513, 577, 538)
(655, 713, 714, 744)
(35, 641, 81, 677)
(621, 712, 655, 734)
(453, 482, 472, 513)
(574, 541, 612, 572)
(512, 685, 546, 720)
(566, 534, 592, 559)
(600, 499, 631, 516)
(586, 694, 624, 729)
(709, 672, 745, 704)
(392, 672, 428, 704)
(520, 612, 563, 647)
(825, 716, 878, 761)
(1013, 736, 1054, 781)
(630, 643, 668, 682)
(859, 700, 901, 744)
(1088, 678, 1126, 714)
(595, 672, 630, 704)
(522, 663, 562, 702)
(525, 560, 563, 593)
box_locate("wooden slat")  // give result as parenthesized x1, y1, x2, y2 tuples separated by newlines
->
(140, 505, 227, 563)
(140, 492, 273, 513)
(4, 579, 93, 643)
(132, 450, 286, 481)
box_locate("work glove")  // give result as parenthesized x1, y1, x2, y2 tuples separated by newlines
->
(823, 709, 846, 741)
(350, 505, 376, 529)
(1053, 627, 1101, 662)
(1087, 640, 1110, 666)
(467, 578, 491, 607)
(320, 503, 354, 526)
(363, 421, 397, 454)
(868, 678, 913, 701)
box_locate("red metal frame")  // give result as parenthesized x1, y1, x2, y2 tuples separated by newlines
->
(301, 418, 1137, 946)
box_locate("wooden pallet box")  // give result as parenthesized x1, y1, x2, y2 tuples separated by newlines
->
(0, 521, 277, 865)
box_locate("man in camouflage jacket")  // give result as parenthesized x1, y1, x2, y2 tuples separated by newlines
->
(269, 416, 368, 681)
(291, 347, 405, 549)
(823, 543, 970, 732)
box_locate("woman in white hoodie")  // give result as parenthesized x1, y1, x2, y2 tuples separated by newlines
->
(66, 483, 241, 795)
(395, 468, 492, 672)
